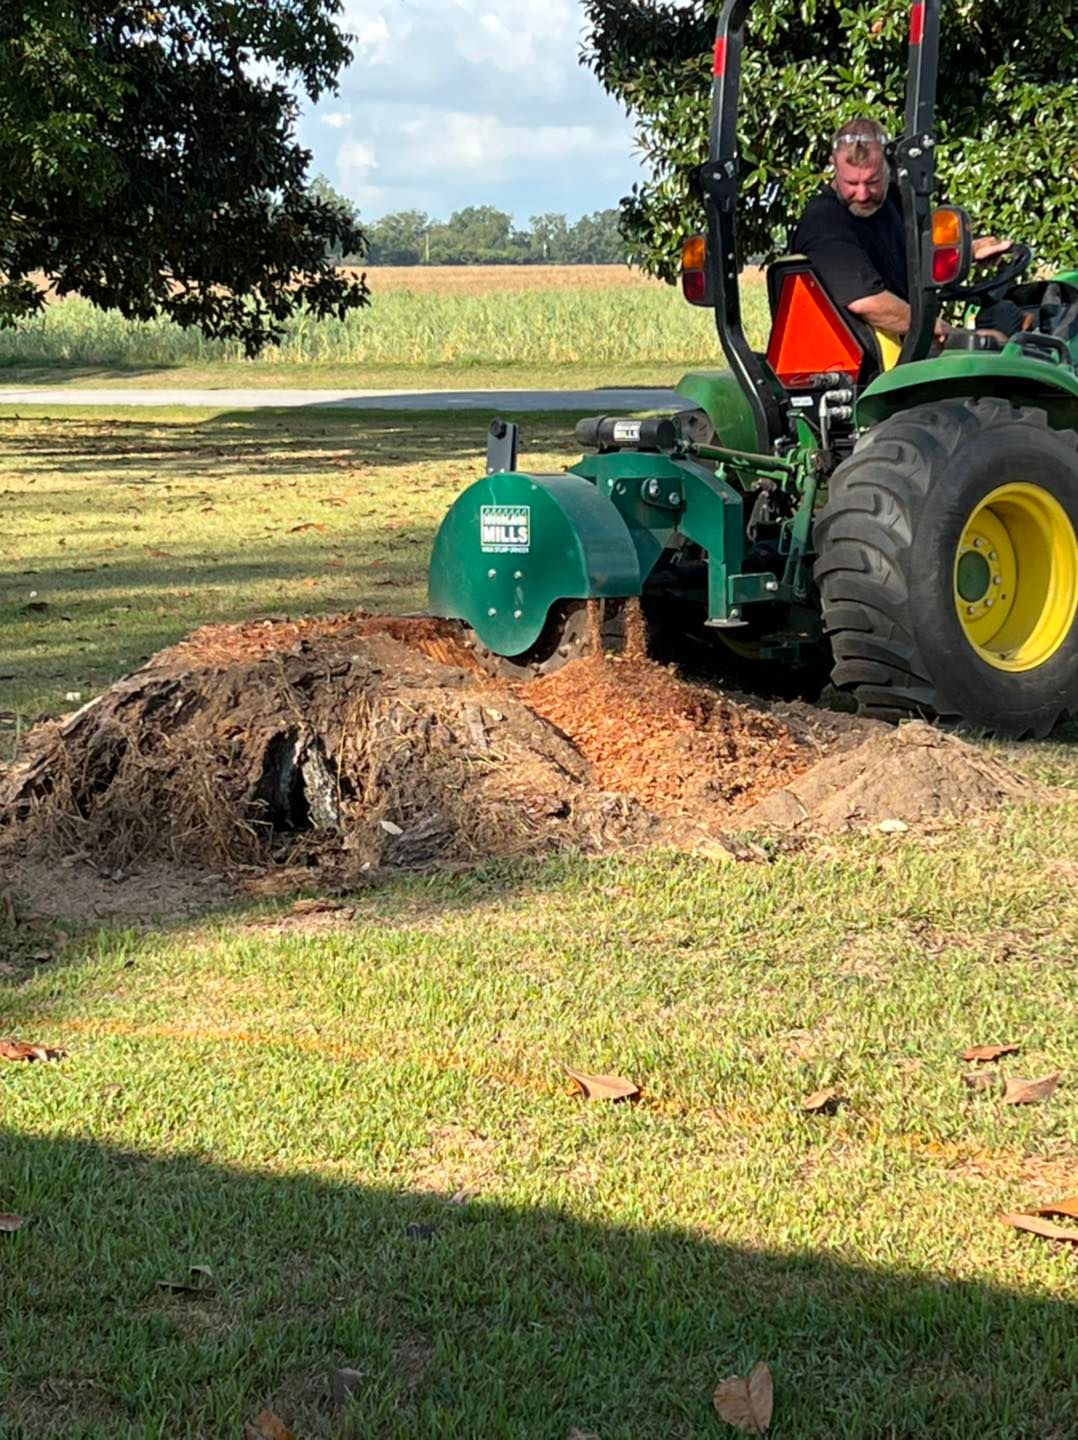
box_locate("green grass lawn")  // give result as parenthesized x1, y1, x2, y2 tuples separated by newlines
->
(1, 406, 1076, 1438)
(0, 360, 705, 392)
(0, 405, 585, 733)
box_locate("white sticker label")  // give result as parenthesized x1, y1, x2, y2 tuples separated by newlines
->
(480, 504, 530, 553)
(790, 396, 815, 408)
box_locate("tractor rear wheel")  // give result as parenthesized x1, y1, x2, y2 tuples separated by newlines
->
(814, 398, 1078, 738)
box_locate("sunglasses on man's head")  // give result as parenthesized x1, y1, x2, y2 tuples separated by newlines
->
(833, 132, 890, 151)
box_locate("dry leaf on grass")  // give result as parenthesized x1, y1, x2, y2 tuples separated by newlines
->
(1000, 1213, 1078, 1245)
(1002, 1073, 1060, 1105)
(0, 1040, 65, 1063)
(961, 1043, 1019, 1062)
(1037, 1194, 1078, 1219)
(244, 1411, 295, 1440)
(564, 1067, 640, 1102)
(713, 1360, 773, 1434)
(566, 1430, 601, 1440)
(0, 1214, 25, 1233)
(801, 1087, 845, 1114)
(962, 1070, 1000, 1093)
(291, 897, 348, 916)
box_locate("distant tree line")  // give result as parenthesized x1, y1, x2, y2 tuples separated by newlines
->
(308, 180, 627, 265)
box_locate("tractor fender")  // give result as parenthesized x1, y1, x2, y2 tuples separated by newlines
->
(428, 470, 641, 656)
(857, 349, 1078, 432)
(675, 369, 762, 452)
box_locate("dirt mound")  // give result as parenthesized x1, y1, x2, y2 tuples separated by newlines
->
(0, 613, 1050, 911)
(737, 720, 1040, 831)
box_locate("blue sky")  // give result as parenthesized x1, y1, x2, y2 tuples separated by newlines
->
(294, 0, 646, 225)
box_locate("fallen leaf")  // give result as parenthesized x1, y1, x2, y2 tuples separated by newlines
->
(566, 1430, 601, 1440)
(564, 1067, 640, 1102)
(291, 898, 346, 915)
(332, 1368, 364, 1408)
(876, 818, 908, 834)
(448, 1187, 477, 1205)
(0, 1213, 24, 1233)
(379, 818, 403, 836)
(244, 1412, 295, 1440)
(713, 1360, 773, 1434)
(962, 1070, 1000, 1093)
(961, 1043, 1019, 1062)
(289, 521, 326, 533)
(1002, 1073, 1060, 1105)
(1036, 1194, 1078, 1220)
(801, 1087, 845, 1114)
(1000, 1212, 1078, 1245)
(144, 548, 174, 559)
(0, 1040, 66, 1062)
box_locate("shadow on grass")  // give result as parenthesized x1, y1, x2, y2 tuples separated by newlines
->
(0, 407, 588, 480)
(0, 361, 180, 385)
(0, 1127, 1073, 1438)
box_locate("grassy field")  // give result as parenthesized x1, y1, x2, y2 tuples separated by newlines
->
(1, 405, 1076, 1438)
(0, 406, 576, 737)
(0, 265, 770, 390)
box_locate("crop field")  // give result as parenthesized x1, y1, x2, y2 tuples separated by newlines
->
(0, 265, 771, 388)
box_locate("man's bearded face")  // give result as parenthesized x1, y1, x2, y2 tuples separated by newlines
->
(832, 146, 888, 218)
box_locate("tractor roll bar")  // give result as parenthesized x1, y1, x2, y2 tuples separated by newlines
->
(697, 0, 782, 451)
(896, 0, 941, 362)
(697, 0, 944, 417)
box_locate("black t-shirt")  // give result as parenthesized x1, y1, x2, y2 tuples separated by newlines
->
(792, 183, 908, 307)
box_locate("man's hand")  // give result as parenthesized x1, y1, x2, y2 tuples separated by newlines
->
(971, 235, 1013, 264)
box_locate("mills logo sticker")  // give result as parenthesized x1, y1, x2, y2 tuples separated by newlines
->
(480, 505, 530, 553)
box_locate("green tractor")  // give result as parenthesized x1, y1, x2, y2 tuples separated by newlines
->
(428, 0, 1078, 738)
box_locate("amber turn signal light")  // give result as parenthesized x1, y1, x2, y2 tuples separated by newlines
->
(930, 207, 962, 246)
(681, 233, 707, 271)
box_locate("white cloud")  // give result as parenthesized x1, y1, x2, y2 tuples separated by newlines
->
(299, 1, 641, 222)
(408, 110, 628, 176)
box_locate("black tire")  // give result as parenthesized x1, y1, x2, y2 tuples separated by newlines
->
(813, 398, 1078, 739)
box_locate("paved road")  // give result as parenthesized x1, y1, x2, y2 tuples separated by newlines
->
(0, 385, 685, 411)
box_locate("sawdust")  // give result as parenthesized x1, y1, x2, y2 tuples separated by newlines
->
(523, 654, 811, 814)
(0, 611, 1051, 920)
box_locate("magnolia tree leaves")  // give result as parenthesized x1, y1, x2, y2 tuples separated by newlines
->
(581, 0, 1077, 277)
(0, 3, 369, 352)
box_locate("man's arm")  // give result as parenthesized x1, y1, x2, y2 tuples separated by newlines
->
(848, 290, 954, 341)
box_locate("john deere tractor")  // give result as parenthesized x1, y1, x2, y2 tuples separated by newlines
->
(428, 0, 1078, 738)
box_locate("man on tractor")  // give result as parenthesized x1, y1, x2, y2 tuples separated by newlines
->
(793, 117, 1013, 351)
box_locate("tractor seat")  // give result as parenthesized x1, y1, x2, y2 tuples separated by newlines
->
(764, 255, 898, 388)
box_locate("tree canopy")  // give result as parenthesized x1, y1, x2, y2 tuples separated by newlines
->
(582, 0, 1078, 279)
(361, 206, 627, 266)
(0, 2, 369, 351)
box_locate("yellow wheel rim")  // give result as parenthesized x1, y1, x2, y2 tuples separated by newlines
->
(954, 483, 1078, 672)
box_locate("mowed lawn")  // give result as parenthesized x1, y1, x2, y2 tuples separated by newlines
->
(0, 405, 1076, 1439)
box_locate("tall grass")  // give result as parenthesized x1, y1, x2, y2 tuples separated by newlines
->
(0, 280, 770, 370)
